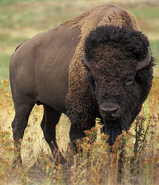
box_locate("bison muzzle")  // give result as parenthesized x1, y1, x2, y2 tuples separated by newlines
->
(99, 102, 121, 121)
(9, 5, 154, 164)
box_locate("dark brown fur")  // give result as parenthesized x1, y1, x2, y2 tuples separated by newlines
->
(67, 25, 154, 145)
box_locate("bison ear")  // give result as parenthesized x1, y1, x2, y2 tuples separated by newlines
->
(83, 52, 90, 68)
(137, 47, 151, 70)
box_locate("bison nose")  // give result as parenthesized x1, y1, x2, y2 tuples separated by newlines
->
(99, 102, 121, 121)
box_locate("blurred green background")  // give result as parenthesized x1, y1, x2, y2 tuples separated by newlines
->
(0, 0, 159, 81)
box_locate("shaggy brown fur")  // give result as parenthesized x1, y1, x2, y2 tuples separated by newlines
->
(82, 25, 154, 144)
(65, 5, 147, 144)
(67, 5, 140, 94)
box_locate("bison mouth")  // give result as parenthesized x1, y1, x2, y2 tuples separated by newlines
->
(103, 118, 123, 146)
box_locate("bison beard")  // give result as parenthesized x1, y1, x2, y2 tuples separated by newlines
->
(103, 119, 122, 145)
(103, 117, 130, 145)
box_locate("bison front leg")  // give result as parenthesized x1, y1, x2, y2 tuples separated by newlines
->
(70, 123, 86, 143)
(69, 123, 86, 152)
(68, 113, 96, 153)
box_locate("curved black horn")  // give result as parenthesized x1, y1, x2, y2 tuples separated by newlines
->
(83, 52, 90, 68)
(137, 47, 151, 70)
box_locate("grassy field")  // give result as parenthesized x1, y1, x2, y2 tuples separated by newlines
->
(0, 0, 159, 184)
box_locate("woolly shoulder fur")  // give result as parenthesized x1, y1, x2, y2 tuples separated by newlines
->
(65, 5, 140, 101)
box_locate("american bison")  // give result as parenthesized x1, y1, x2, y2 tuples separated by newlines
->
(10, 5, 154, 163)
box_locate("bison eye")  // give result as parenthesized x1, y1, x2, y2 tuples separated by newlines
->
(93, 76, 98, 86)
(125, 76, 134, 86)
(94, 80, 98, 87)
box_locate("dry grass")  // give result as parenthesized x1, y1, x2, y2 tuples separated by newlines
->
(0, 77, 159, 184)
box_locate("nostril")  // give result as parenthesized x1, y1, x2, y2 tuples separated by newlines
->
(111, 108, 121, 118)
(105, 109, 115, 117)
(111, 108, 118, 117)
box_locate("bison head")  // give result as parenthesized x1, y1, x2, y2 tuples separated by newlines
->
(83, 25, 154, 145)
